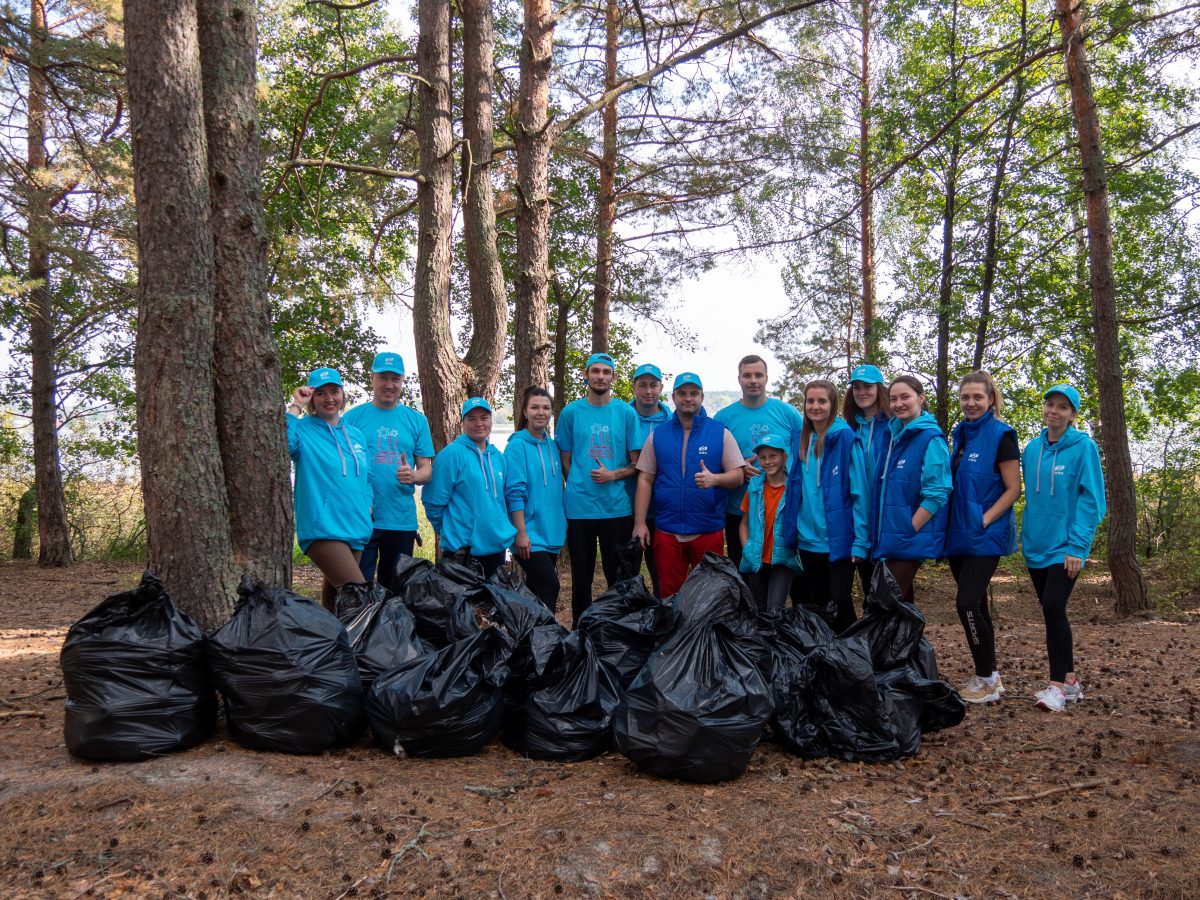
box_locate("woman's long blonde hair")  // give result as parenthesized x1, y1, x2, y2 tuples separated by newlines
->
(800, 379, 839, 462)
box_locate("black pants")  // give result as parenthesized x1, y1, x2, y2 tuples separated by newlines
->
(566, 516, 634, 624)
(445, 549, 506, 581)
(359, 528, 417, 592)
(1029, 565, 1078, 682)
(744, 564, 793, 616)
(949, 555, 999, 677)
(517, 550, 561, 613)
(855, 559, 875, 598)
(724, 513, 744, 567)
(798, 550, 857, 633)
(644, 519, 662, 598)
(884, 559, 922, 605)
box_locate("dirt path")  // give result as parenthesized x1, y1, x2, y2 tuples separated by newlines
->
(2, 560, 1198, 898)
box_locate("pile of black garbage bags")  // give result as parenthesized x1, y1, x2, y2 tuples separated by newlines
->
(60, 547, 964, 782)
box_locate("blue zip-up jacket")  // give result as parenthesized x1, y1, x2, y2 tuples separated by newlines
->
(873, 412, 951, 562)
(504, 429, 567, 554)
(651, 407, 728, 536)
(286, 413, 374, 552)
(783, 418, 871, 562)
(739, 474, 801, 574)
(945, 411, 1018, 558)
(423, 435, 517, 556)
(1021, 425, 1106, 569)
(628, 401, 672, 514)
(854, 411, 891, 553)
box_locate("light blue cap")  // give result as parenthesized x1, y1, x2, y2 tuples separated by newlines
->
(306, 367, 343, 388)
(850, 364, 885, 385)
(586, 352, 616, 371)
(673, 372, 703, 391)
(753, 433, 789, 454)
(461, 396, 492, 417)
(1044, 383, 1081, 411)
(633, 363, 662, 383)
(371, 352, 405, 375)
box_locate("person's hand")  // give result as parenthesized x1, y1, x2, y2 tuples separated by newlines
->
(396, 452, 414, 485)
(981, 511, 992, 528)
(590, 457, 614, 484)
(911, 514, 923, 533)
(744, 454, 762, 480)
(1064, 555, 1083, 579)
(632, 522, 651, 548)
(291, 386, 313, 409)
(514, 531, 532, 560)
(694, 459, 719, 489)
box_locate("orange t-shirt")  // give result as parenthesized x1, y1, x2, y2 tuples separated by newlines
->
(740, 481, 786, 563)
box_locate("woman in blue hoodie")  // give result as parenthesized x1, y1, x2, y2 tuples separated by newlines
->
(287, 367, 373, 610)
(946, 371, 1021, 704)
(423, 397, 517, 579)
(505, 387, 567, 611)
(1022, 384, 1106, 712)
(783, 380, 869, 631)
(872, 375, 951, 606)
(843, 363, 890, 591)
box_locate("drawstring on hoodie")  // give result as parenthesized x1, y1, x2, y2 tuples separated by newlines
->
(1035, 442, 1058, 497)
(324, 420, 361, 478)
(474, 445, 500, 497)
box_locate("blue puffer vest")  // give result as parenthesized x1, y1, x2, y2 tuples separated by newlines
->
(873, 425, 949, 561)
(944, 411, 1018, 558)
(652, 408, 727, 536)
(740, 475, 801, 573)
(782, 421, 858, 562)
(856, 412, 890, 551)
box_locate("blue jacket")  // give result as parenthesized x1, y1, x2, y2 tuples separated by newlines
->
(854, 411, 891, 553)
(504, 429, 566, 554)
(423, 435, 517, 556)
(873, 412, 951, 562)
(1021, 425, 1106, 569)
(783, 418, 870, 562)
(740, 474, 801, 573)
(945, 411, 1018, 558)
(650, 408, 728, 536)
(287, 413, 374, 552)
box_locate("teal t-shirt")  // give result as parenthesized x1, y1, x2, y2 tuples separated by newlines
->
(555, 397, 640, 520)
(714, 397, 805, 515)
(794, 436, 830, 553)
(342, 401, 435, 531)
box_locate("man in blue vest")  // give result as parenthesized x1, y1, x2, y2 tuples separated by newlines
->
(632, 372, 745, 597)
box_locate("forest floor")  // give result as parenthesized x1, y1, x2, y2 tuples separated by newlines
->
(2, 558, 1199, 899)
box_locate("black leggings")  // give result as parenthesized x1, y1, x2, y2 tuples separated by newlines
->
(884, 559, 922, 605)
(517, 550, 561, 613)
(949, 556, 998, 677)
(359, 528, 417, 592)
(798, 551, 857, 633)
(724, 513, 744, 568)
(1029, 565, 1079, 682)
(566, 516, 634, 623)
(744, 564, 794, 616)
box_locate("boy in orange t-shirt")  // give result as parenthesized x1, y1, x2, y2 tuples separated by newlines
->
(738, 434, 801, 614)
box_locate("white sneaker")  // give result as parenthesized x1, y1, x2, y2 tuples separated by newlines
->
(1061, 681, 1084, 703)
(959, 675, 1003, 704)
(1035, 685, 1066, 712)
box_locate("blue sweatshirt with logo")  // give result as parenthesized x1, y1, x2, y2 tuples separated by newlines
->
(504, 429, 567, 554)
(1020, 425, 1106, 569)
(423, 435, 518, 556)
(286, 413, 374, 552)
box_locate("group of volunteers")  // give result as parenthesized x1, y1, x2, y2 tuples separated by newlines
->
(286, 349, 1106, 714)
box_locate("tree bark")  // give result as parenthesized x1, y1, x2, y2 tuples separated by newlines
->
(125, 0, 239, 629)
(858, 0, 876, 363)
(513, 0, 554, 405)
(933, 0, 960, 432)
(412, 0, 464, 450)
(460, 0, 508, 401)
(26, 0, 73, 568)
(591, 0, 618, 354)
(551, 275, 570, 416)
(12, 486, 36, 560)
(1055, 0, 1150, 615)
(198, 0, 294, 588)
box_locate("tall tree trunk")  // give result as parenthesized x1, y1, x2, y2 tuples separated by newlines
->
(513, 0, 554, 405)
(591, 0, 618, 354)
(460, 0, 508, 401)
(413, 0, 463, 450)
(26, 0, 73, 568)
(125, 0, 239, 629)
(198, 0, 293, 587)
(933, 0, 960, 432)
(1055, 0, 1150, 615)
(551, 275, 570, 416)
(12, 486, 36, 560)
(858, 0, 876, 362)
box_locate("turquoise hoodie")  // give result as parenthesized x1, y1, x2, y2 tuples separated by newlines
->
(504, 429, 567, 554)
(286, 413, 374, 552)
(629, 400, 671, 512)
(1020, 425, 1106, 569)
(423, 434, 517, 556)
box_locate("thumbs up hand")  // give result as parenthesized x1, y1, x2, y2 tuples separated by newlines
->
(694, 458, 718, 489)
(396, 451, 415, 484)
(590, 455, 614, 484)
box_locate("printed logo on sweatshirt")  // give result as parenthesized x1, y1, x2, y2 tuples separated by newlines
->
(1054, 464, 1066, 475)
(371, 426, 403, 465)
(750, 423, 771, 449)
(588, 423, 614, 462)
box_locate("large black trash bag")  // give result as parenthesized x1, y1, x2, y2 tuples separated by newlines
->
(575, 573, 677, 687)
(474, 582, 564, 693)
(766, 605, 835, 676)
(342, 595, 428, 693)
(612, 556, 773, 783)
(366, 628, 510, 758)
(400, 553, 484, 648)
(797, 637, 901, 761)
(208, 579, 364, 754)
(333, 581, 389, 625)
(502, 628, 622, 761)
(60, 572, 215, 761)
(391, 554, 433, 592)
(840, 564, 924, 670)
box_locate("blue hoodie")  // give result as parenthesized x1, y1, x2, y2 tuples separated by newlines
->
(286, 413, 374, 552)
(504, 429, 567, 554)
(423, 435, 517, 556)
(873, 412, 952, 561)
(628, 401, 671, 513)
(1021, 425, 1106, 569)
(854, 410, 891, 552)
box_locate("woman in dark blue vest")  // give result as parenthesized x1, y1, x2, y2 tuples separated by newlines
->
(843, 363, 890, 591)
(872, 375, 951, 606)
(946, 372, 1021, 704)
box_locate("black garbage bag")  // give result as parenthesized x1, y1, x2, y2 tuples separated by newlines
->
(208, 579, 364, 754)
(366, 628, 510, 758)
(876, 665, 966, 750)
(60, 572, 215, 761)
(342, 595, 428, 693)
(502, 628, 622, 761)
(669, 554, 774, 674)
(840, 564, 924, 670)
(767, 605, 836, 676)
(333, 581, 390, 625)
(612, 537, 645, 582)
(803, 637, 901, 761)
(391, 554, 434, 593)
(575, 574, 677, 687)
(612, 556, 773, 783)
(400, 554, 485, 648)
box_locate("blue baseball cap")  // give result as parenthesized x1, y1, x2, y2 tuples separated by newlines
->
(586, 352, 616, 371)
(1044, 383, 1081, 411)
(753, 433, 789, 454)
(673, 372, 703, 391)
(461, 396, 492, 418)
(850, 364, 885, 385)
(633, 363, 662, 383)
(371, 352, 405, 375)
(306, 367, 343, 388)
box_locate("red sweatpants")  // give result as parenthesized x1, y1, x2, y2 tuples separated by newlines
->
(653, 530, 725, 598)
